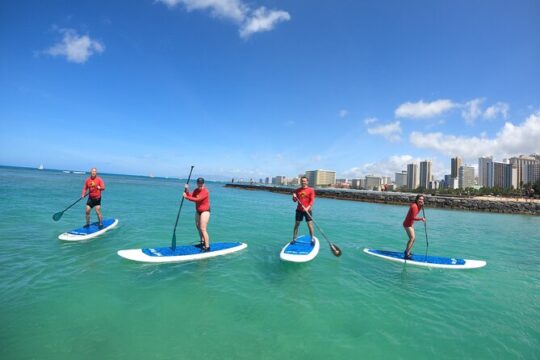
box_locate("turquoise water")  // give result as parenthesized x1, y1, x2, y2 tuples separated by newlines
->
(0, 167, 539, 359)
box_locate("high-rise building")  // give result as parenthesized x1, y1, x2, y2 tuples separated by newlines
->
(478, 156, 493, 187)
(458, 165, 475, 189)
(524, 162, 540, 185)
(509, 155, 537, 188)
(272, 176, 286, 185)
(305, 170, 336, 187)
(491, 162, 517, 189)
(365, 175, 382, 190)
(451, 157, 462, 179)
(351, 179, 363, 189)
(419, 160, 432, 189)
(395, 171, 407, 188)
(406, 163, 419, 190)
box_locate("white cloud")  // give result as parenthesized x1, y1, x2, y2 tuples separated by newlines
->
(45, 28, 104, 64)
(395, 99, 457, 119)
(367, 121, 402, 142)
(410, 111, 540, 160)
(157, 0, 290, 38)
(483, 102, 509, 120)
(343, 155, 417, 178)
(364, 117, 378, 125)
(239, 7, 290, 38)
(339, 109, 349, 118)
(461, 98, 484, 124)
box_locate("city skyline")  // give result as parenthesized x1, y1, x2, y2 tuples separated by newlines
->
(1, 1, 539, 179)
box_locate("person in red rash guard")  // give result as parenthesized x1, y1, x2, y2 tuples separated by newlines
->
(403, 194, 426, 259)
(183, 177, 211, 251)
(291, 176, 315, 245)
(82, 167, 105, 228)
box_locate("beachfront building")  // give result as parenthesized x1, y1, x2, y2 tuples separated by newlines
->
(458, 165, 475, 189)
(305, 169, 336, 187)
(478, 156, 493, 187)
(451, 157, 462, 179)
(419, 160, 432, 189)
(444, 174, 458, 189)
(395, 171, 407, 188)
(524, 162, 540, 185)
(365, 175, 383, 190)
(510, 155, 538, 188)
(272, 176, 286, 185)
(406, 163, 419, 190)
(351, 178, 364, 189)
(491, 162, 517, 189)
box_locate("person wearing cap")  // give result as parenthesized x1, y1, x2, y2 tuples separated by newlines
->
(183, 177, 211, 251)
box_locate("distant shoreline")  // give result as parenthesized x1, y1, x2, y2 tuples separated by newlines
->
(225, 184, 540, 216)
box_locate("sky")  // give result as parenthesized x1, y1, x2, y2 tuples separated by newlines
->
(1, 0, 539, 180)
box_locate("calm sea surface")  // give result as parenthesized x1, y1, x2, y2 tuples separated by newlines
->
(0, 167, 538, 359)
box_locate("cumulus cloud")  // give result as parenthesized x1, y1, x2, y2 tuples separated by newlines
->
(395, 99, 457, 119)
(461, 98, 484, 124)
(364, 117, 378, 125)
(239, 7, 290, 38)
(484, 102, 509, 120)
(45, 28, 104, 63)
(343, 155, 418, 178)
(409, 111, 540, 160)
(367, 121, 402, 142)
(157, 0, 290, 38)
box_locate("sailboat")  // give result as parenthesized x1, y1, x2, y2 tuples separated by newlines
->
(38, 164, 44, 170)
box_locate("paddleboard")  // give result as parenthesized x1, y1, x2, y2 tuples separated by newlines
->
(363, 248, 486, 269)
(280, 235, 320, 262)
(58, 218, 119, 241)
(117, 242, 247, 263)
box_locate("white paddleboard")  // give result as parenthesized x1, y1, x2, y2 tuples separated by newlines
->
(58, 218, 119, 241)
(280, 235, 320, 262)
(363, 248, 486, 269)
(117, 242, 247, 263)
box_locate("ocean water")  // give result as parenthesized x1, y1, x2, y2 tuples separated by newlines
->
(0, 167, 538, 360)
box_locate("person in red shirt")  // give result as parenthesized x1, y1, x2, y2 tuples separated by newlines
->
(183, 177, 211, 251)
(82, 167, 105, 228)
(291, 176, 315, 245)
(403, 194, 426, 259)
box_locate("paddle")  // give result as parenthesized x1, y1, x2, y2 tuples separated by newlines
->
(422, 207, 429, 260)
(52, 192, 88, 221)
(296, 198, 342, 257)
(171, 165, 194, 251)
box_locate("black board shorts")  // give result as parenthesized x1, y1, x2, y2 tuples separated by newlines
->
(295, 209, 312, 222)
(87, 197, 102, 208)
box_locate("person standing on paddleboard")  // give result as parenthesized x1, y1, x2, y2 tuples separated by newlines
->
(82, 167, 105, 229)
(183, 177, 211, 252)
(292, 176, 315, 245)
(403, 194, 426, 259)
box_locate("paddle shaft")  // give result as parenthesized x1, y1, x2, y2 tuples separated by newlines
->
(52, 192, 88, 221)
(171, 166, 194, 250)
(295, 196, 341, 256)
(422, 207, 429, 259)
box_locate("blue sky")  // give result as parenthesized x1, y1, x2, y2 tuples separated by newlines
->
(1, 0, 539, 180)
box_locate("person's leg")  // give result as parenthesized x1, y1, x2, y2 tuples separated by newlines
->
(195, 213, 203, 245)
(85, 205, 91, 227)
(307, 220, 315, 245)
(292, 221, 301, 243)
(404, 227, 415, 258)
(95, 205, 103, 227)
(199, 212, 210, 249)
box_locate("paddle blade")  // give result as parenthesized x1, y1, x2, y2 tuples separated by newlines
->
(52, 212, 63, 221)
(330, 243, 342, 257)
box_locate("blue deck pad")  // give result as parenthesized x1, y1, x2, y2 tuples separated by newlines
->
(68, 218, 116, 235)
(371, 249, 466, 265)
(284, 235, 315, 255)
(142, 242, 243, 257)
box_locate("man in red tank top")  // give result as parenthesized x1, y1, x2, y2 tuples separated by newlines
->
(403, 194, 426, 259)
(291, 176, 315, 245)
(82, 167, 105, 228)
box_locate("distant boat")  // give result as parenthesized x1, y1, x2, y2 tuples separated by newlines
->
(72, 171, 85, 174)
(38, 164, 44, 170)
(63, 170, 71, 174)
